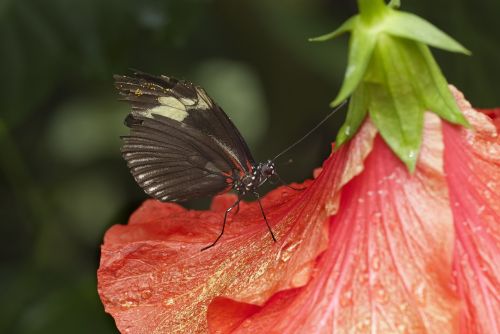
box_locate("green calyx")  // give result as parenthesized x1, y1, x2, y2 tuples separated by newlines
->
(311, 0, 470, 171)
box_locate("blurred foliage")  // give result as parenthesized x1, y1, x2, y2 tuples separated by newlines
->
(0, 0, 498, 333)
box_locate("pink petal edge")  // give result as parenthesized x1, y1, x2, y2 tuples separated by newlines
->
(445, 88, 500, 334)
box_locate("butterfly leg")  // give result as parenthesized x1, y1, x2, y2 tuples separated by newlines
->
(201, 198, 241, 251)
(233, 198, 241, 215)
(253, 192, 277, 242)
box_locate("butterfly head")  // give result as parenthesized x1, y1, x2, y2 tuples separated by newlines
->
(233, 160, 276, 195)
(259, 160, 276, 178)
(252, 160, 276, 188)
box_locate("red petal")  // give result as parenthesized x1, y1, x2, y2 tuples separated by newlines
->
(207, 298, 260, 333)
(97, 123, 377, 333)
(477, 108, 500, 130)
(221, 113, 460, 333)
(444, 89, 500, 333)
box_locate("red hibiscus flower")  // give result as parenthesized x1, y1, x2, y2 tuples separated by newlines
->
(98, 1, 499, 332)
(97, 88, 500, 333)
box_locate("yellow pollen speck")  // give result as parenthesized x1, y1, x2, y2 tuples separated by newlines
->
(135, 88, 143, 96)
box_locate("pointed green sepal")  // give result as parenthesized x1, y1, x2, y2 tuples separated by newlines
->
(416, 44, 469, 126)
(366, 36, 424, 172)
(384, 11, 471, 55)
(367, 82, 422, 172)
(335, 83, 368, 148)
(330, 25, 376, 107)
(309, 16, 357, 42)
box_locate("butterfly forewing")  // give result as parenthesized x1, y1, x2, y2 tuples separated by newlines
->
(116, 71, 255, 202)
(115, 71, 255, 172)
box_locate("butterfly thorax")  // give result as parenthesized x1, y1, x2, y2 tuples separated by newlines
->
(233, 160, 275, 196)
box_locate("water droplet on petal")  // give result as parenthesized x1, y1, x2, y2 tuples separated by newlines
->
(121, 299, 138, 309)
(397, 323, 408, 334)
(483, 189, 492, 200)
(377, 289, 388, 303)
(472, 224, 483, 233)
(340, 290, 353, 307)
(356, 318, 371, 331)
(373, 282, 388, 304)
(280, 241, 301, 263)
(140, 289, 152, 300)
(241, 320, 252, 328)
(377, 189, 387, 196)
(414, 282, 427, 305)
(359, 272, 369, 284)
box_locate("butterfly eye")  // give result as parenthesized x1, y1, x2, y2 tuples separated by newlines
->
(261, 163, 275, 177)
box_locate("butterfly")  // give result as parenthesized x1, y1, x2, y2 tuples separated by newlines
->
(115, 71, 346, 250)
(115, 71, 280, 250)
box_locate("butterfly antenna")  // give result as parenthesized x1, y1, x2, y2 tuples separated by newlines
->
(272, 100, 348, 162)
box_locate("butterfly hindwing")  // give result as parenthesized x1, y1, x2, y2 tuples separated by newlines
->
(121, 113, 237, 202)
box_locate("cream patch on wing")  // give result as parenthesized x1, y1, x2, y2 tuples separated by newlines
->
(147, 96, 188, 121)
(180, 97, 196, 106)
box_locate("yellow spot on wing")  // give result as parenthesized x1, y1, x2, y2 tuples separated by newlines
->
(147, 96, 188, 121)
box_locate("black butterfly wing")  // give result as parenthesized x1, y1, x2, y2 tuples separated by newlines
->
(116, 71, 254, 202)
(115, 71, 255, 172)
(122, 113, 239, 202)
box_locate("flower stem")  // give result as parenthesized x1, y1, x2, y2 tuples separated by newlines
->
(357, 0, 387, 24)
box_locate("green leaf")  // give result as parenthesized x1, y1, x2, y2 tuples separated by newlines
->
(368, 37, 425, 172)
(384, 11, 471, 55)
(309, 16, 357, 42)
(336, 83, 368, 147)
(331, 25, 376, 107)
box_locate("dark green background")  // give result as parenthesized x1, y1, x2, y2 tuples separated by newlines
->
(0, 0, 498, 333)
